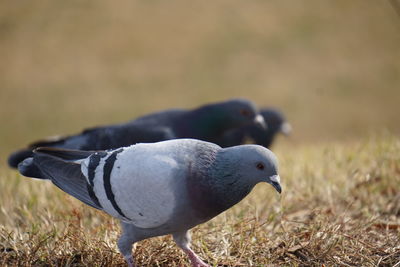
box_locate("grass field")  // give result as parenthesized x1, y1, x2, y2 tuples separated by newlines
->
(1, 134, 399, 266)
(1, 1, 400, 266)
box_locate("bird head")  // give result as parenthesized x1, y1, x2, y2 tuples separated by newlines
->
(213, 99, 267, 129)
(260, 108, 291, 136)
(217, 144, 282, 194)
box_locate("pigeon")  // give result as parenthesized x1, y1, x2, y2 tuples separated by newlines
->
(8, 99, 266, 169)
(18, 139, 281, 267)
(218, 108, 291, 148)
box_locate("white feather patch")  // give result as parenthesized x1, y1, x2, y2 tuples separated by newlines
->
(111, 141, 192, 228)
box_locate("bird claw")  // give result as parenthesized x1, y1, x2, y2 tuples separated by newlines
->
(186, 250, 210, 267)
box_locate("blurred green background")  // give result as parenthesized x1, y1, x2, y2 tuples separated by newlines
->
(1, 0, 399, 162)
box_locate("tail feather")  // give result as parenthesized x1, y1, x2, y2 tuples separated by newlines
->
(18, 158, 44, 179)
(8, 136, 69, 169)
(18, 149, 103, 210)
(8, 139, 95, 169)
(34, 147, 97, 161)
(8, 149, 34, 169)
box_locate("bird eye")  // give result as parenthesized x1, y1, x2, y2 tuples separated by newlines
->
(240, 109, 251, 117)
(256, 163, 265, 170)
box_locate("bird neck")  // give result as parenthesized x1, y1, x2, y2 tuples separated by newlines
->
(187, 153, 255, 221)
(247, 124, 275, 148)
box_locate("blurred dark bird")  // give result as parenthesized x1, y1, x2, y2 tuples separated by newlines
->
(8, 99, 266, 169)
(18, 139, 281, 267)
(218, 108, 291, 148)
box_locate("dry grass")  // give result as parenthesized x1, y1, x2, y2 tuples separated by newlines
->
(0, 0, 399, 154)
(1, 134, 399, 266)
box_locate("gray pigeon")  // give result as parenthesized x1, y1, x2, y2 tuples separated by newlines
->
(8, 99, 266, 169)
(218, 108, 291, 148)
(18, 139, 281, 267)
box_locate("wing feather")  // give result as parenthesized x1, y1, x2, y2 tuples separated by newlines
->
(34, 152, 102, 210)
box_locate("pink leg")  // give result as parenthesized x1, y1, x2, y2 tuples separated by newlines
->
(173, 230, 210, 267)
(183, 247, 210, 267)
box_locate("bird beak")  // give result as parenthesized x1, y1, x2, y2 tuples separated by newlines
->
(254, 114, 267, 129)
(280, 122, 292, 136)
(269, 175, 282, 194)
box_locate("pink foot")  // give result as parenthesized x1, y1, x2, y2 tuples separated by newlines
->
(185, 248, 210, 267)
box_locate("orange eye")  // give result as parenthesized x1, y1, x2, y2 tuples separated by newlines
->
(256, 163, 265, 170)
(240, 109, 251, 117)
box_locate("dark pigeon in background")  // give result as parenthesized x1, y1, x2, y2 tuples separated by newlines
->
(218, 108, 291, 148)
(8, 99, 266, 169)
(18, 139, 281, 267)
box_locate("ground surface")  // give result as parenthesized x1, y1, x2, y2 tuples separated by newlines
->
(1, 134, 400, 266)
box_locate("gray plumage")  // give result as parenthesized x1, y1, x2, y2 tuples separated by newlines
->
(18, 139, 281, 267)
(9, 99, 265, 169)
(218, 108, 291, 148)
